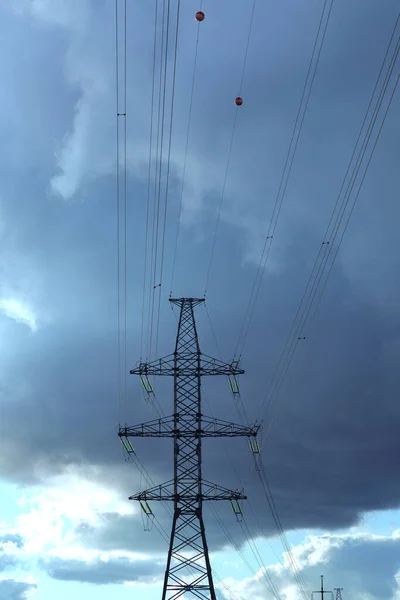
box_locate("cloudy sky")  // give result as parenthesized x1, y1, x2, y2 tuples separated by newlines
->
(0, 0, 399, 598)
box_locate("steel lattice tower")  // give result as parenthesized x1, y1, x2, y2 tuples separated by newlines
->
(312, 576, 333, 600)
(118, 298, 259, 599)
(334, 588, 344, 600)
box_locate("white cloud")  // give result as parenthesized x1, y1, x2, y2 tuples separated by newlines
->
(0, 298, 38, 332)
(217, 531, 400, 600)
(0, 467, 165, 586)
(7, 487, 400, 594)
(16, 467, 135, 555)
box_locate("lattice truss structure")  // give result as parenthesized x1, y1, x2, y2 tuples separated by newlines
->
(119, 298, 259, 600)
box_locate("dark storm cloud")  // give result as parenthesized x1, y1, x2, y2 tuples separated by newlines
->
(50, 255, 400, 555)
(0, 0, 400, 564)
(73, 512, 169, 554)
(40, 554, 164, 585)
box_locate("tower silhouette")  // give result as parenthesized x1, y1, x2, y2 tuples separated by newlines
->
(334, 588, 344, 600)
(312, 576, 334, 600)
(119, 298, 259, 599)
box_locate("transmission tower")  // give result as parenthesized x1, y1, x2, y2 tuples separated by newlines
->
(334, 588, 344, 600)
(312, 576, 333, 600)
(119, 298, 259, 599)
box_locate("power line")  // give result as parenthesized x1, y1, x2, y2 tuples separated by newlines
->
(140, 0, 160, 360)
(170, 1, 203, 297)
(115, 0, 121, 424)
(204, 307, 250, 426)
(234, 0, 334, 360)
(123, 0, 128, 421)
(203, 380, 307, 599)
(202, 309, 307, 599)
(241, 516, 283, 600)
(210, 498, 283, 600)
(145, 0, 167, 360)
(255, 14, 400, 445)
(209, 504, 278, 598)
(262, 68, 399, 446)
(304, 39, 400, 334)
(115, 0, 128, 423)
(203, 107, 239, 297)
(154, 0, 182, 356)
(257, 457, 310, 599)
(148, 0, 171, 361)
(204, 0, 257, 297)
(205, 301, 222, 358)
(299, 29, 400, 342)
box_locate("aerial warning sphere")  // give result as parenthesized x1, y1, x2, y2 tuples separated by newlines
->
(195, 11, 205, 22)
(235, 97, 243, 106)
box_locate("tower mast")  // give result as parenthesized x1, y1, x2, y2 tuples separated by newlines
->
(119, 298, 259, 599)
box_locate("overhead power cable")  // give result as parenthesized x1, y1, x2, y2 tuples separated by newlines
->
(202, 306, 306, 599)
(154, 0, 182, 356)
(148, 0, 171, 361)
(304, 32, 400, 334)
(203, 388, 307, 600)
(123, 0, 128, 421)
(241, 516, 283, 600)
(143, 0, 169, 362)
(115, 0, 128, 423)
(204, 0, 258, 297)
(209, 504, 280, 598)
(256, 457, 310, 599)
(255, 13, 400, 446)
(234, 0, 334, 359)
(170, 0, 204, 297)
(115, 0, 121, 423)
(140, 0, 160, 360)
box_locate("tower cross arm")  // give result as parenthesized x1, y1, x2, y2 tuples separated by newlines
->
(118, 416, 259, 438)
(190, 415, 259, 437)
(202, 480, 247, 501)
(130, 355, 244, 377)
(199, 355, 244, 376)
(130, 355, 175, 376)
(118, 417, 175, 438)
(129, 479, 247, 502)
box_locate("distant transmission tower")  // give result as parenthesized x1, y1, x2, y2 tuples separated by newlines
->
(334, 588, 344, 600)
(119, 298, 259, 599)
(312, 576, 333, 600)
